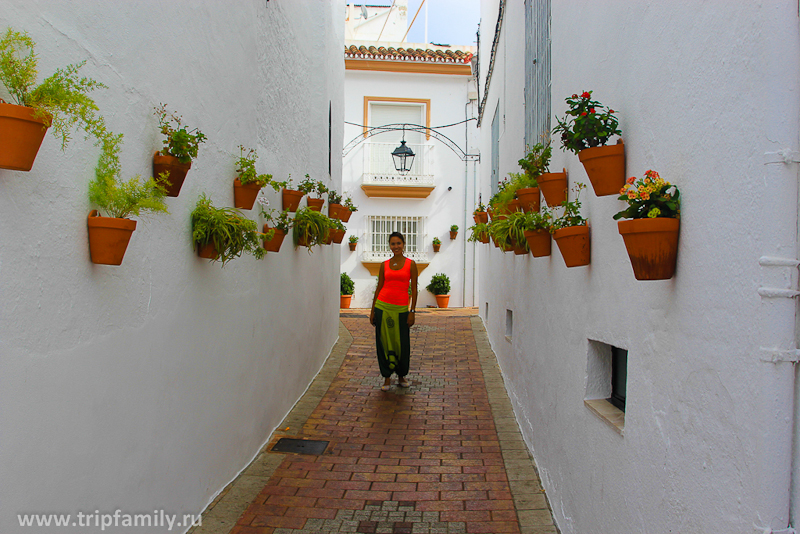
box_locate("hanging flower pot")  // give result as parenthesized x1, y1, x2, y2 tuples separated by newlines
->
(0, 102, 49, 171)
(524, 229, 551, 257)
(538, 169, 568, 207)
(513, 241, 528, 255)
(282, 188, 304, 211)
(508, 199, 522, 213)
(433, 243, 441, 252)
(307, 197, 324, 211)
(331, 228, 346, 244)
(487, 208, 495, 221)
(233, 178, 261, 210)
(329, 203, 344, 220)
(262, 225, 286, 252)
(322, 229, 334, 245)
(197, 242, 219, 260)
(473, 211, 489, 224)
(449, 230, 458, 240)
(340, 207, 353, 222)
(153, 152, 191, 197)
(579, 142, 625, 196)
(618, 218, 679, 280)
(516, 187, 540, 213)
(479, 232, 490, 244)
(553, 225, 590, 267)
(435, 295, 450, 308)
(340, 294, 352, 309)
(348, 241, 357, 251)
(87, 210, 137, 265)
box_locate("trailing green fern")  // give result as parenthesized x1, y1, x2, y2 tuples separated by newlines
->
(191, 194, 265, 266)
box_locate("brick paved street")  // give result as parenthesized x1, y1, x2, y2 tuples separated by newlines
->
(191, 309, 557, 534)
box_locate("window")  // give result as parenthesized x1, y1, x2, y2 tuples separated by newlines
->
(524, 0, 551, 147)
(490, 103, 500, 197)
(505, 309, 513, 341)
(585, 340, 627, 434)
(364, 215, 427, 261)
(328, 102, 332, 176)
(608, 347, 628, 411)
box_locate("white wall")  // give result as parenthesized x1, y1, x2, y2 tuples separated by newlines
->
(0, 1, 343, 532)
(342, 69, 478, 309)
(478, 1, 799, 533)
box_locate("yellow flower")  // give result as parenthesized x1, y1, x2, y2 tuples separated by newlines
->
(640, 191, 650, 200)
(627, 190, 637, 199)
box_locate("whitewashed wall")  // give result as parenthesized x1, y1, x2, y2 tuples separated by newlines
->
(0, 1, 343, 532)
(477, 0, 799, 532)
(342, 68, 478, 308)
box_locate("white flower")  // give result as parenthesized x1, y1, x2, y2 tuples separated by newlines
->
(256, 196, 270, 207)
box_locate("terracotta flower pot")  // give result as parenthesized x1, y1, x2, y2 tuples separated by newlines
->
(307, 197, 324, 211)
(473, 211, 489, 224)
(331, 228, 346, 244)
(450, 231, 458, 240)
(508, 199, 522, 213)
(233, 178, 262, 210)
(579, 142, 625, 196)
(553, 225, 590, 267)
(479, 232, 490, 244)
(433, 243, 441, 252)
(340, 207, 353, 222)
(262, 225, 286, 252)
(152, 152, 191, 197)
(516, 187, 541, 213)
(340, 295, 352, 309)
(349, 241, 357, 251)
(538, 169, 568, 207)
(329, 203, 344, 220)
(524, 229, 551, 257)
(487, 209, 495, 221)
(0, 103, 50, 171)
(197, 242, 219, 260)
(513, 240, 528, 255)
(87, 210, 137, 265)
(282, 189, 304, 212)
(618, 217, 680, 280)
(323, 229, 334, 245)
(434, 295, 450, 308)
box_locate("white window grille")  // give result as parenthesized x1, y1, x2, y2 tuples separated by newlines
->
(363, 215, 428, 262)
(362, 142, 435, 186)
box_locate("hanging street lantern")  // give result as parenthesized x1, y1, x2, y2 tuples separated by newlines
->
(391, 140, 415, 174)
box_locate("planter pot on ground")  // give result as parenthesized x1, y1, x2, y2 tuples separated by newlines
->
(233, 178, 262, 209)
(197, 242, 219, 260)
(538, 169, 568, 207)
(618, 217, 679, 280)
(282, 189, 304, 211)
(553, 225, 590, 267)
(329, 203, 344, 220)
(450, 231, 458, 240)
(524, 229, 551, 257)
(152, 153, 191, 197)
(307, 197, 324, 211)
(262, 225, 286, 252)
(473, 211, 489, 224)
(433, 243, 441, 252)
(87, 210, 136, 265)
(331, 229, 346, 244)
(434, 295, 450, 308)
(579, 142, 625, 196)
(340, 207, 353, 222)
(516, 187, 541, 213)
(340, 295, 352, 309)
(0, 103, 49, 171)
(348, 241, 357, 251)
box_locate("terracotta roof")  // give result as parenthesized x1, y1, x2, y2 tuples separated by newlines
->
(345, 43, 473, 64)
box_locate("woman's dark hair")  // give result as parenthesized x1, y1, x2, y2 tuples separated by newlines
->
(388, 231, 405, 244)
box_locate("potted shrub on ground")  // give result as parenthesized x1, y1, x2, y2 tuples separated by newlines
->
(0, 28, 109, 171)
(348, 235, 358, 251)
(432, 237, 442, 252)
(426, 272, 451, 308)
(450, 225, 459, 240)
(473, 201, 488, 224)
(328, 189, 344, 219)
(522, 208, 554, 257)
(340, 272, 355, 309)
(259, 203, 292, 253)
(341, 195, 358, 222)
(293, 207, 333, 251)
(467, 222, 490, 244)
(553, 91, 623, 197)
(152, 104, 206, 197)
(552, 182, 590, 267)
(191, 194, 265, 266)
(87, 130, 169, 265)
(614, 169, 681, 280)
(233, 145, 273, 209)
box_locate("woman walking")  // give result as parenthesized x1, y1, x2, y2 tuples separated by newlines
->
(370, 231, 419, 391)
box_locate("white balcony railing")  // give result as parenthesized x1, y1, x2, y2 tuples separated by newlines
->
(362, 142, 434, 186)
(361, 215, 430, 263)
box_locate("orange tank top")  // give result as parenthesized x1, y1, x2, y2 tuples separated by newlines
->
(377, 258, 411, 306)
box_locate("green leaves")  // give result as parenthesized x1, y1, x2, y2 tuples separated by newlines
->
(154, 104, 206, 164)
(426, 273, 451, 296)
(292, 207, 333, 250)
(191, 194, 265, 266)
(553, 91, 621, 154)
(517, 142, 552, 180)
(551, 182, 588, 230)
(341, 272, 355, 295)
(0, 28, 37, 105)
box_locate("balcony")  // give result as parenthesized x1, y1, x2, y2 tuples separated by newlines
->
(361, 142, 434, 198)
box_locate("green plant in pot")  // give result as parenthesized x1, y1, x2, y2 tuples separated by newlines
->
(330, 218, 347, 244)
(152, 103, 206, 197)
(328, 189, 344, 219)
(426, 272, 451, 308)
(467, 222, 490, 244)
(551, 182, 590, 267)
(348, 234, 358, 251)
(191, 194, 266, 266)
(260, 206, 293, 253)
(340, 272, 355, 308)
(87, 127, 169, 265)
(521, 207, 554, 257)
(293, 207, 333, 251)
(515, 141, 554, 212)
(489, 210, 529, 254)
(0, 27, 109, 171)
(233, 145, 273, 209)
(341, 194, 358, 222)
(432, 236, 442, 252)
(449, 224, 459, 240)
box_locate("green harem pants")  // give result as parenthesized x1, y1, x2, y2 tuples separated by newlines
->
(373, 300, 411, 378)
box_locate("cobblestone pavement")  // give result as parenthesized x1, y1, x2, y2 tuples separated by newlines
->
(190, 309, 558, 534)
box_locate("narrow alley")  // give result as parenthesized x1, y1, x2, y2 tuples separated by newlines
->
(190, 309, 557, 534)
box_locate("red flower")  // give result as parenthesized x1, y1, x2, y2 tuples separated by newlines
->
(589, 107, 595, 113)
(581, 112, 587, 116)
(609, 109, 615, 113)
(572, 94, 578, 98)
(581, 91, 591, 99)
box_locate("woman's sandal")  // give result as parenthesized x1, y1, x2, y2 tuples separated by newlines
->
(381, 383, 392, 391)
(398, 378, 411, 388)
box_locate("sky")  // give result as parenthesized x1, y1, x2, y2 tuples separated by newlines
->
(402, 0, 481, 48)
